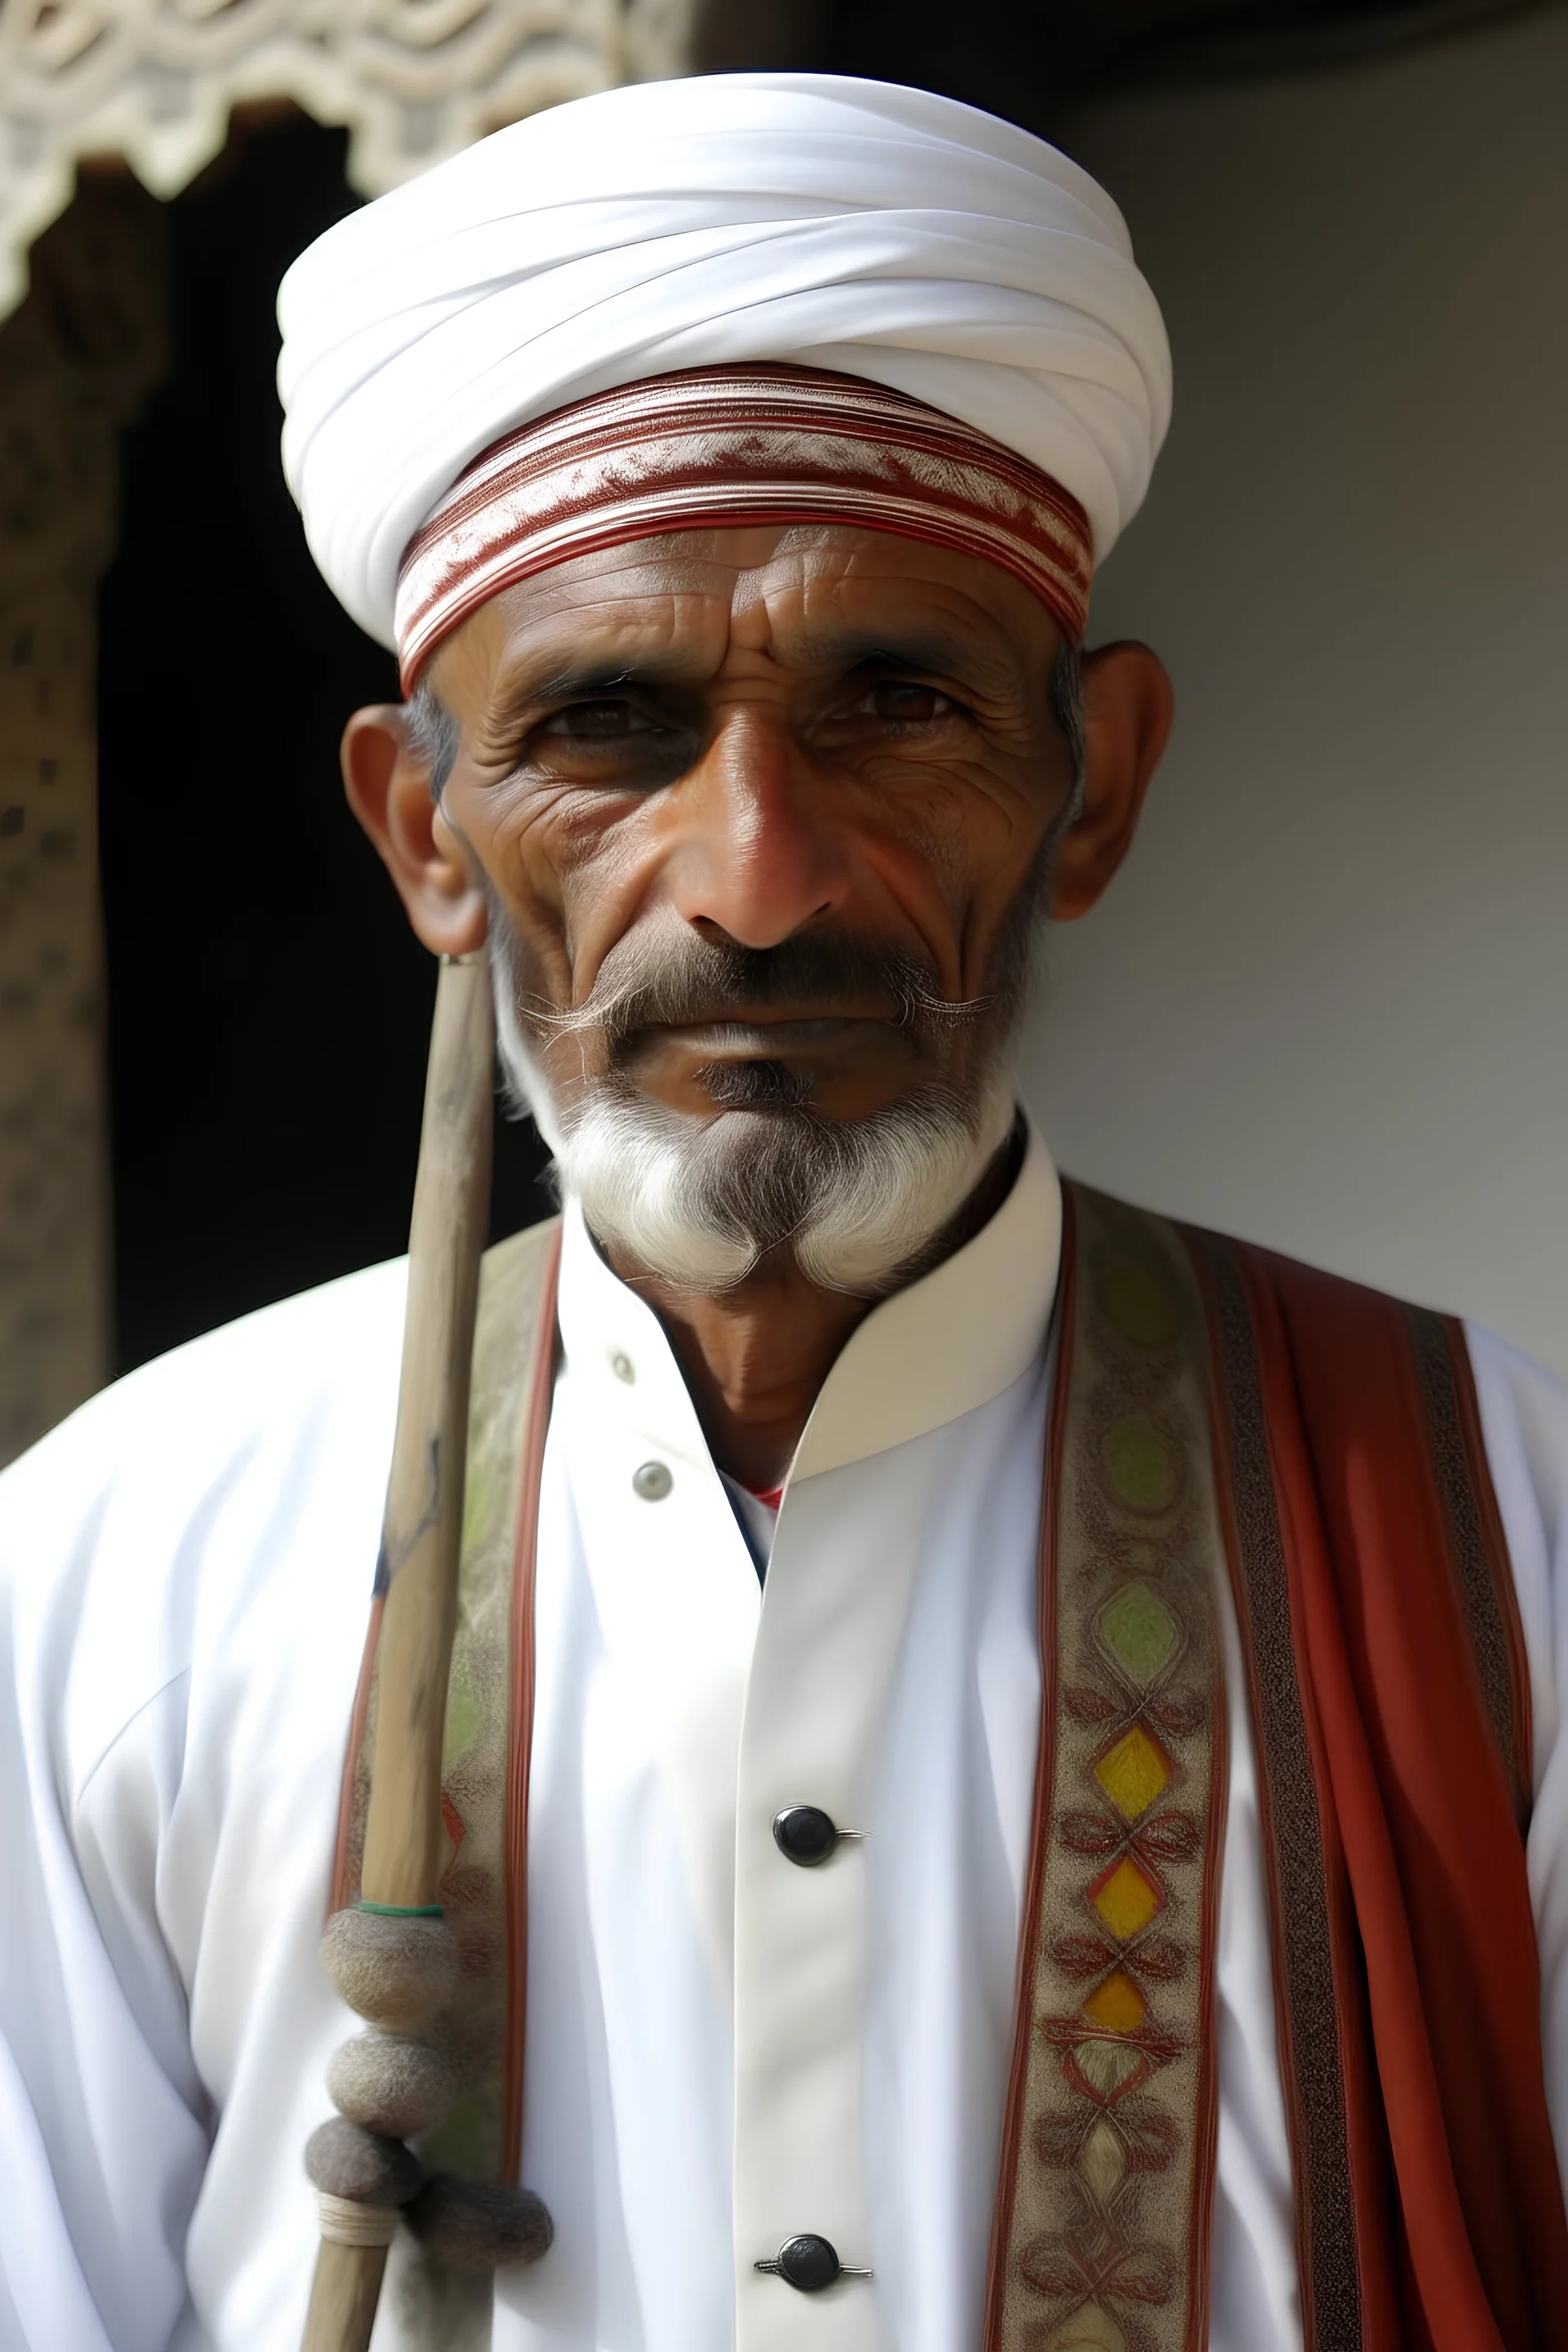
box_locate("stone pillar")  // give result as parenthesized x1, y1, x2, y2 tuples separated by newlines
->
(0, 169, 166, 1464)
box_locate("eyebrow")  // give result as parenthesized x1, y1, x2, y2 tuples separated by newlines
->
(514, 662, 637, 706)
(492, 619, 1022, 723)
(531, 640, 982, 688)
(488, 645, 712, 724)
(791, 626, 1022, 693)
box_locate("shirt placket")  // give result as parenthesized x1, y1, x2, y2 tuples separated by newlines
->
(733, 1450, 936, 2352)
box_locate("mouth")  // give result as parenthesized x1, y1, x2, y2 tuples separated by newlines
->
(648, 1013, 896, 1057)
(611, 1009, 922, 1116)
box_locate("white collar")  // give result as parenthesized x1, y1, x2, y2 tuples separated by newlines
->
(555, 1116, 1062, 1487)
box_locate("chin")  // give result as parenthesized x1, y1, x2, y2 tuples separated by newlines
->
(549, 1065, 1019, 1299)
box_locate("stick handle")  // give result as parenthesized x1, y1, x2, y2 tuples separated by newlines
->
(300, 955, 494, 2350)
(301, 2240, 388, 2352)
(363, 954, 494, 1905)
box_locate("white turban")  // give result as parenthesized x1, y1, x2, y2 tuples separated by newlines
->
(278, 73, 1171, 652)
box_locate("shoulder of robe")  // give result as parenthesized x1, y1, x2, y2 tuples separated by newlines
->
(1090, 1183, 1561, 1405)
(0, 1254, 414, 1801)
(1078, 1178, 1567, 1546)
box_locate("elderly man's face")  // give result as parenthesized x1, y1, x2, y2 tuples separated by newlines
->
(346, 522, 1169, 1290)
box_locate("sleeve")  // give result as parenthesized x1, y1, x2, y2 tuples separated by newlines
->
(1465, 1321, 1568, 2202)
(0, 1436, 212, 2352)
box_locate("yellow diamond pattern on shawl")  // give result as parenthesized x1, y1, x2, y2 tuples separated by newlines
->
(1102, 1252, 1183, 1351)
(1100, 1584, 1178, 1683)
(1080, 2117, 1126, 2204)
(1102, 1413, 1178, 1513)
(1045, 2309, 1127, 2352)
(1083, 1968, 1146, 2034)
(1072, 2038, 1143, 2099)
(1094, 1725, 1170, 1822)
(1090, 1855, 1162, 1942)
(443, 1678, 483, 1766)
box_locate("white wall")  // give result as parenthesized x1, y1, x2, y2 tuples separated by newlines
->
(1020, 9, 1568, 1379)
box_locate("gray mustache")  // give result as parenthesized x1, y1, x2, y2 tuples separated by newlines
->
(526, 920, 985, 1049)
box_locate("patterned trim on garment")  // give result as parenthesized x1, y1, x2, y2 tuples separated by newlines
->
(392, 365, 1094, 689)
(988, 1187, 1227, 2352)
(1187, 1234, 1363, 2352)
(1405, 1306, 1534, 1832)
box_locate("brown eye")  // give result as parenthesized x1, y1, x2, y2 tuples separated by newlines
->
(538, 699, 653, 739)
(866, 682, 954, 724)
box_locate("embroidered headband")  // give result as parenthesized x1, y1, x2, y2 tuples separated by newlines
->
(392, 366, 1095, 691)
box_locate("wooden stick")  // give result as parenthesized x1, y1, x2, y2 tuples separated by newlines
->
(301, 2242, 389, 2352)
(301, 953, 494, 2352)
(360, 955, 494, 1908)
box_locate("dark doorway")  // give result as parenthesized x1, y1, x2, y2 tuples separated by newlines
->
(98, 114, 550, 1375)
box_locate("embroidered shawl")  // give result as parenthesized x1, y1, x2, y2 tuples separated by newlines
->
(332, 1183, 1568, 2347)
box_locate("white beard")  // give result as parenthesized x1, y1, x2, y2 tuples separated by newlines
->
(555, 1071, 1018, 1296)
(488, 913, 1027, 1298)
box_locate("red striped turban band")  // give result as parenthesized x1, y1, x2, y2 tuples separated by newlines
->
(394, 365, 1095, 691)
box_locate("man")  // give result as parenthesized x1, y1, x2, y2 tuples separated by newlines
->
(1, 69, 1565, 2352)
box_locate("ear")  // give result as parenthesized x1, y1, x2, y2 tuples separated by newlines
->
(1049, 641, 1174, 921)
(341, 703, 489, 956)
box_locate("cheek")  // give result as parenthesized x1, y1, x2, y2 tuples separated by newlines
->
(471, 782, 660, 996)
(858, 757, 1046, 906)
(889, 765, 1054, 995)
(878, 770, 973, 850)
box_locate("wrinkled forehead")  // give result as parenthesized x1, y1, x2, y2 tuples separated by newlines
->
(426, 521, 1065, 714)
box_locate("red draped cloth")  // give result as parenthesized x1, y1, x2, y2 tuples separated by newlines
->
(1223, 1243, 1568, 2350)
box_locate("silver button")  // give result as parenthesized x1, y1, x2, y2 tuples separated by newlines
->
(632, 1460, 673, 1501)
(609, 1350, 635, 1384)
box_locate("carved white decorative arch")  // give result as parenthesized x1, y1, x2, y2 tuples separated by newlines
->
(0, 0, 697, 314)
(0, 0, 702, 1463)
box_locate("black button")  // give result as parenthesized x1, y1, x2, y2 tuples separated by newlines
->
(777, 2234, 841, 2291)
(773, 1805, 839, 1867)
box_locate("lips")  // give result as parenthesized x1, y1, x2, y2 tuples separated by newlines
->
(652, 1015, 894, 1055)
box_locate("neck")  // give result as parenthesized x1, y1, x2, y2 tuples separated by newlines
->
(599, 1126, 1022, 1491)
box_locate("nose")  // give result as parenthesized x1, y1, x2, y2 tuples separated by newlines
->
(664, 708, 849, 951)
